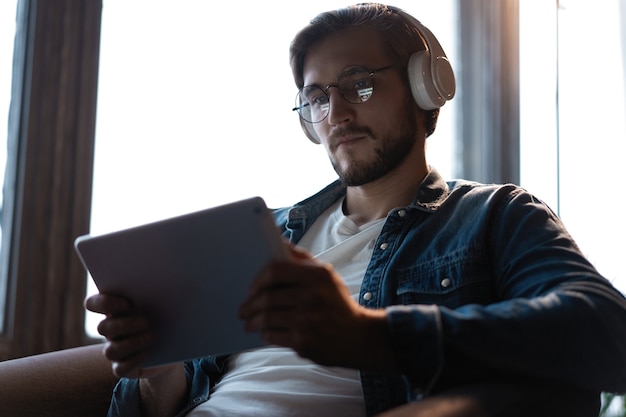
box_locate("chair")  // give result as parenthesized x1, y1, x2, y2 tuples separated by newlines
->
(0, 344, 600, 417)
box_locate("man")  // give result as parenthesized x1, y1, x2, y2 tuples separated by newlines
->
(86, 3, 626, 417)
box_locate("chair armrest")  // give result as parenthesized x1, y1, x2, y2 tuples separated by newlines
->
(0, 344, 600, 417)
(0, 343, 118, 417)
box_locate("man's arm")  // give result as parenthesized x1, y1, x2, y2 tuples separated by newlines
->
(388, 187, 626, 394)
(85, 293, 192, 416)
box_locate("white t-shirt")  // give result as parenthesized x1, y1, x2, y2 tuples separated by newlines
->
(188, 199, 385, 417)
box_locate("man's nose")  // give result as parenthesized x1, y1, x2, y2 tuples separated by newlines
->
(326, 87, 354, 125)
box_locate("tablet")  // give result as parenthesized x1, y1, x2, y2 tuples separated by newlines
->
(75, 196, 287, 368)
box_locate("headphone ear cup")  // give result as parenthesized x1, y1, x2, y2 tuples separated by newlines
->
(407, 50, 444, 110)
(300, 118, 321, 144)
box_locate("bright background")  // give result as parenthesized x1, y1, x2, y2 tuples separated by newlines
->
(89, 1, 456, 235)
(0, 1, 623, 338)
(86, 0, 457, 334)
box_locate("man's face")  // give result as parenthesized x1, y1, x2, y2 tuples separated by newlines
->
(302, 28, 421, 186)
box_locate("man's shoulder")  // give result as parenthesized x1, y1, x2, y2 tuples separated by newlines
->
(442, 179, 535, 211)
(446, 179, 523, 196)
(442, 180, 553, 219)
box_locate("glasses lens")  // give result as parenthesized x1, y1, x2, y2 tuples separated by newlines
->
(295, 86, 329, 123)
(338, 66, 374, 104)
(293, 66, 380, 122)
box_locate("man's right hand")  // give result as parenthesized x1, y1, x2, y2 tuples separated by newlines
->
(84, 293, 174, 379)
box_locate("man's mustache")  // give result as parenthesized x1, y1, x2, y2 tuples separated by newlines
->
(328, 126, 375, 149)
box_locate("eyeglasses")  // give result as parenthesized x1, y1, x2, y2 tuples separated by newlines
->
(292, 64, 394, 123)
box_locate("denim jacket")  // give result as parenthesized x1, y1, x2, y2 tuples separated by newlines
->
(108, 169, 626, 417)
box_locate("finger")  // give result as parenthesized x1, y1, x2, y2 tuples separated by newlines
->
(110, 351, 149, 378)
(240, 261, 340, 320)
(239, 281, 304, 320)
(259, 326, 318, 360)
(260, 328, 292, 347)
(103, 329, 155, 379)
(243, 303, 292, 332)
(247, 258, 324, 296)
(103, 330, 153, 363)
(85, 293, 132, 317)
(97, 315, 151, 341)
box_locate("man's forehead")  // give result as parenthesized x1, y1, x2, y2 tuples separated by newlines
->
(302, 28, 387, 86)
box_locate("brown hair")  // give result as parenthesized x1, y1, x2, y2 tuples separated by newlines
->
(289, 3, 440, 136)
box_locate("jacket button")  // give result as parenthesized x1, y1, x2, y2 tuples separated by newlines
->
(362, 292, 373, 301)
(397, 209, 407, 217)
(441, 278, 451, 288)
(379, 242, 389, 250)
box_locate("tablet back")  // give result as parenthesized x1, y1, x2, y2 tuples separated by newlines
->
(75, 196, 286, 367)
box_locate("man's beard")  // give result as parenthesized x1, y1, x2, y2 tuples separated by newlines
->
(330, 108, 418, 187)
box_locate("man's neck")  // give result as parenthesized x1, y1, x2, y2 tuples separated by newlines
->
(343, 161, 429, 227)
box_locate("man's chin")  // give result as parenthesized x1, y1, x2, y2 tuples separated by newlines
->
(336, 165, 382, 187)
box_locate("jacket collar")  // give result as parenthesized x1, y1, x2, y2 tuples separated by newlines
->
(289, 166, 451, 220)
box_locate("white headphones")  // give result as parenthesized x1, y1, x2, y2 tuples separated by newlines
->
(406, 19, 456, 111)
(300, 11, 456, 144)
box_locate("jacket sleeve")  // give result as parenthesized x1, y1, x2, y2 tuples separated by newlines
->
(107, 357, 226, 417)
(386, 186, 626, 397)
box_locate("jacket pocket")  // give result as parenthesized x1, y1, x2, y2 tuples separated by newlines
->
(395, 248, 493, 307)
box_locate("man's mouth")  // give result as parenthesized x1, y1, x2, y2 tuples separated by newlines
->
(335, 135, 365, 148)
(329, 128, 373, 151)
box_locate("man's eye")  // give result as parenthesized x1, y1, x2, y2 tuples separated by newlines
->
(310, 94, 329, 107)
(353, 79, 370, 89)
(351, 80, 373, 102)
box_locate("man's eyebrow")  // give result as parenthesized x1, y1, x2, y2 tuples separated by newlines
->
(302, 80, 323, 88)
(302, 79, 329, 89)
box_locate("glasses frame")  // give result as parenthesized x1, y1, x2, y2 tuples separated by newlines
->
(292, 64, 395, 123)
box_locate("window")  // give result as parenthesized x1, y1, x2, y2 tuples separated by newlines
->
(0, 0, 101, 360)
(0, 0, 18, 334)
(520, 1, 626, 295)
(86, 0, 458, 335)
